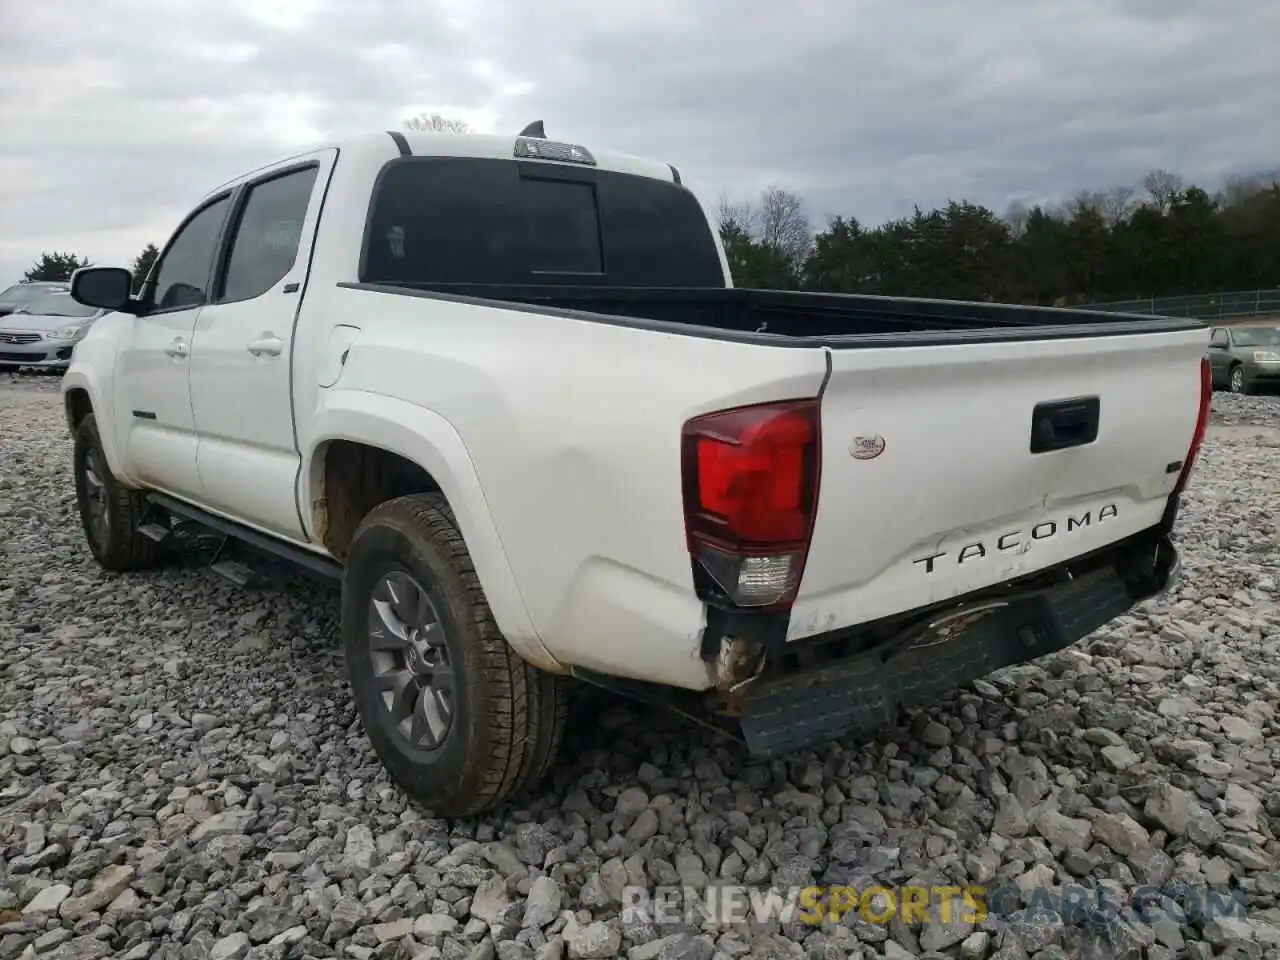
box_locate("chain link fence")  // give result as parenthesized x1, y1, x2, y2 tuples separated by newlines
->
(1081, 289, 1280, 322)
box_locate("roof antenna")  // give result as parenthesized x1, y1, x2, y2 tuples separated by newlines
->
(518, 120, 546, 139)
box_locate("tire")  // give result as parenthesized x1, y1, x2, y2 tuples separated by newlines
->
(72, 413, 160, 571)
(1230, 364, 1250, 395)
(341, 492, 568, 817)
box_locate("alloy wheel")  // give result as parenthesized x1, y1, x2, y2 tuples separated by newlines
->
(366, 570, 455, 750)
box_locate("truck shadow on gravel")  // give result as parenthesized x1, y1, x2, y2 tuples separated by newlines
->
(153, 550, 923, 807)
(254, 565, 962, 813)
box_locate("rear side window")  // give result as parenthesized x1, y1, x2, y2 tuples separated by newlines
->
(221, 166, 318, 303)
(360, 157, 723, 288)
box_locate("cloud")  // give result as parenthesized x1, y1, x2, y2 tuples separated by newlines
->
(1, 0, 1275, 281)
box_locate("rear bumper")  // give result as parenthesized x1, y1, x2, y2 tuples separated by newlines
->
(737, 535, 1180, 757)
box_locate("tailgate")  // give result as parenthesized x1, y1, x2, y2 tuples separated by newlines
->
(787, 326, 1208, 641)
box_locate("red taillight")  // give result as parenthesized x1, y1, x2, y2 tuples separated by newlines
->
(681, 399, 821, 608)
(1173, 356, 1213, 496)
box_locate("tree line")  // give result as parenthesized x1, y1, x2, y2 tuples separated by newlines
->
(18, 119, 1279, 308)
(21, 246, 158, 292)
(720, 168, 1280, 305)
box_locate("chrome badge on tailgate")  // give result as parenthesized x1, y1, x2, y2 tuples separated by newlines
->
(911, 503, 1120, 575)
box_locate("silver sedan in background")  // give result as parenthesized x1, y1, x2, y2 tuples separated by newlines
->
(0, 289, 108, 372)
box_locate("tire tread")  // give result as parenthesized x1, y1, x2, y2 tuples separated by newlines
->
(349, 492, 567, 815)
(74, 413, 160, 572)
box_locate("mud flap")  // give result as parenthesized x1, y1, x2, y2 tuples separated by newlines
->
(738, 565, 1137, 758)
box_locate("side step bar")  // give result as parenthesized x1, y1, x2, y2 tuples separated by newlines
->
(142, 492, 343, 586)
(137, 522, 171, 543)
(208, 533, 266, 588)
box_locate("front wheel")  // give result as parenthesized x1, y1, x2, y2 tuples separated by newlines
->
(72, 413, 160, 571)
(1230, 365, 1250, 394)
(341, 493, 568, 817)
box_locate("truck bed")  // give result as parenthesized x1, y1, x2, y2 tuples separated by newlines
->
(337, 276, 1208, 692)
(351, 281, 1201, 344)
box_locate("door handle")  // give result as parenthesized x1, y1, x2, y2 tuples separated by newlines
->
(164, 338, 189, 359)
(247, 334, 284, 357)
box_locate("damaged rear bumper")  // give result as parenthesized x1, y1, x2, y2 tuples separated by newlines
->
(736, 534, 1181, 758)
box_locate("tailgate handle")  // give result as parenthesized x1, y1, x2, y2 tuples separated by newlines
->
(1030, 396, 1100, 453)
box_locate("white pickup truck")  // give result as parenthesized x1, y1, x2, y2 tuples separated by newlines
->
(62, 126, 1212, 816)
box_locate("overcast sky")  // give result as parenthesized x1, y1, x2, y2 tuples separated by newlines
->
(1, 0, 1276, 283)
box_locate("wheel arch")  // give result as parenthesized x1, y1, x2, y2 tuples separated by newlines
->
(306, 391, 562, 672)
(64, 386, 94, 434)
(60, 371, 136, 488)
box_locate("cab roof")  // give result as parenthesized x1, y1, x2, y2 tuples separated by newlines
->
(209, 128, 682, 198)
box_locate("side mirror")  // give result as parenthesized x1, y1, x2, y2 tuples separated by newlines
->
(70, 267, 137, 314)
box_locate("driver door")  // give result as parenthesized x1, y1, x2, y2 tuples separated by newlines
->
(116, 193, 233, 500)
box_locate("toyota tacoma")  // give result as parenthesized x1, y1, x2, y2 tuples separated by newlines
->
(61, 125, 1211, 815)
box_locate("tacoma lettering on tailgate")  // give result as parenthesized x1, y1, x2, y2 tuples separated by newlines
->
(911, 504, 1119, 574)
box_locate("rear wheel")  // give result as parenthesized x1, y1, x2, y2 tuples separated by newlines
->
(72, 413, 160, 571)
(341, 493, 568, 816)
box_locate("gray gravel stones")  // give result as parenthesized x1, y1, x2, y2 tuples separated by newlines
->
(2, 379, 1280, 960)
(1209, 389, 1280, 427)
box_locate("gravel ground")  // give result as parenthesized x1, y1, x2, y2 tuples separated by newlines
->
(1, 377, 1278, 960)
